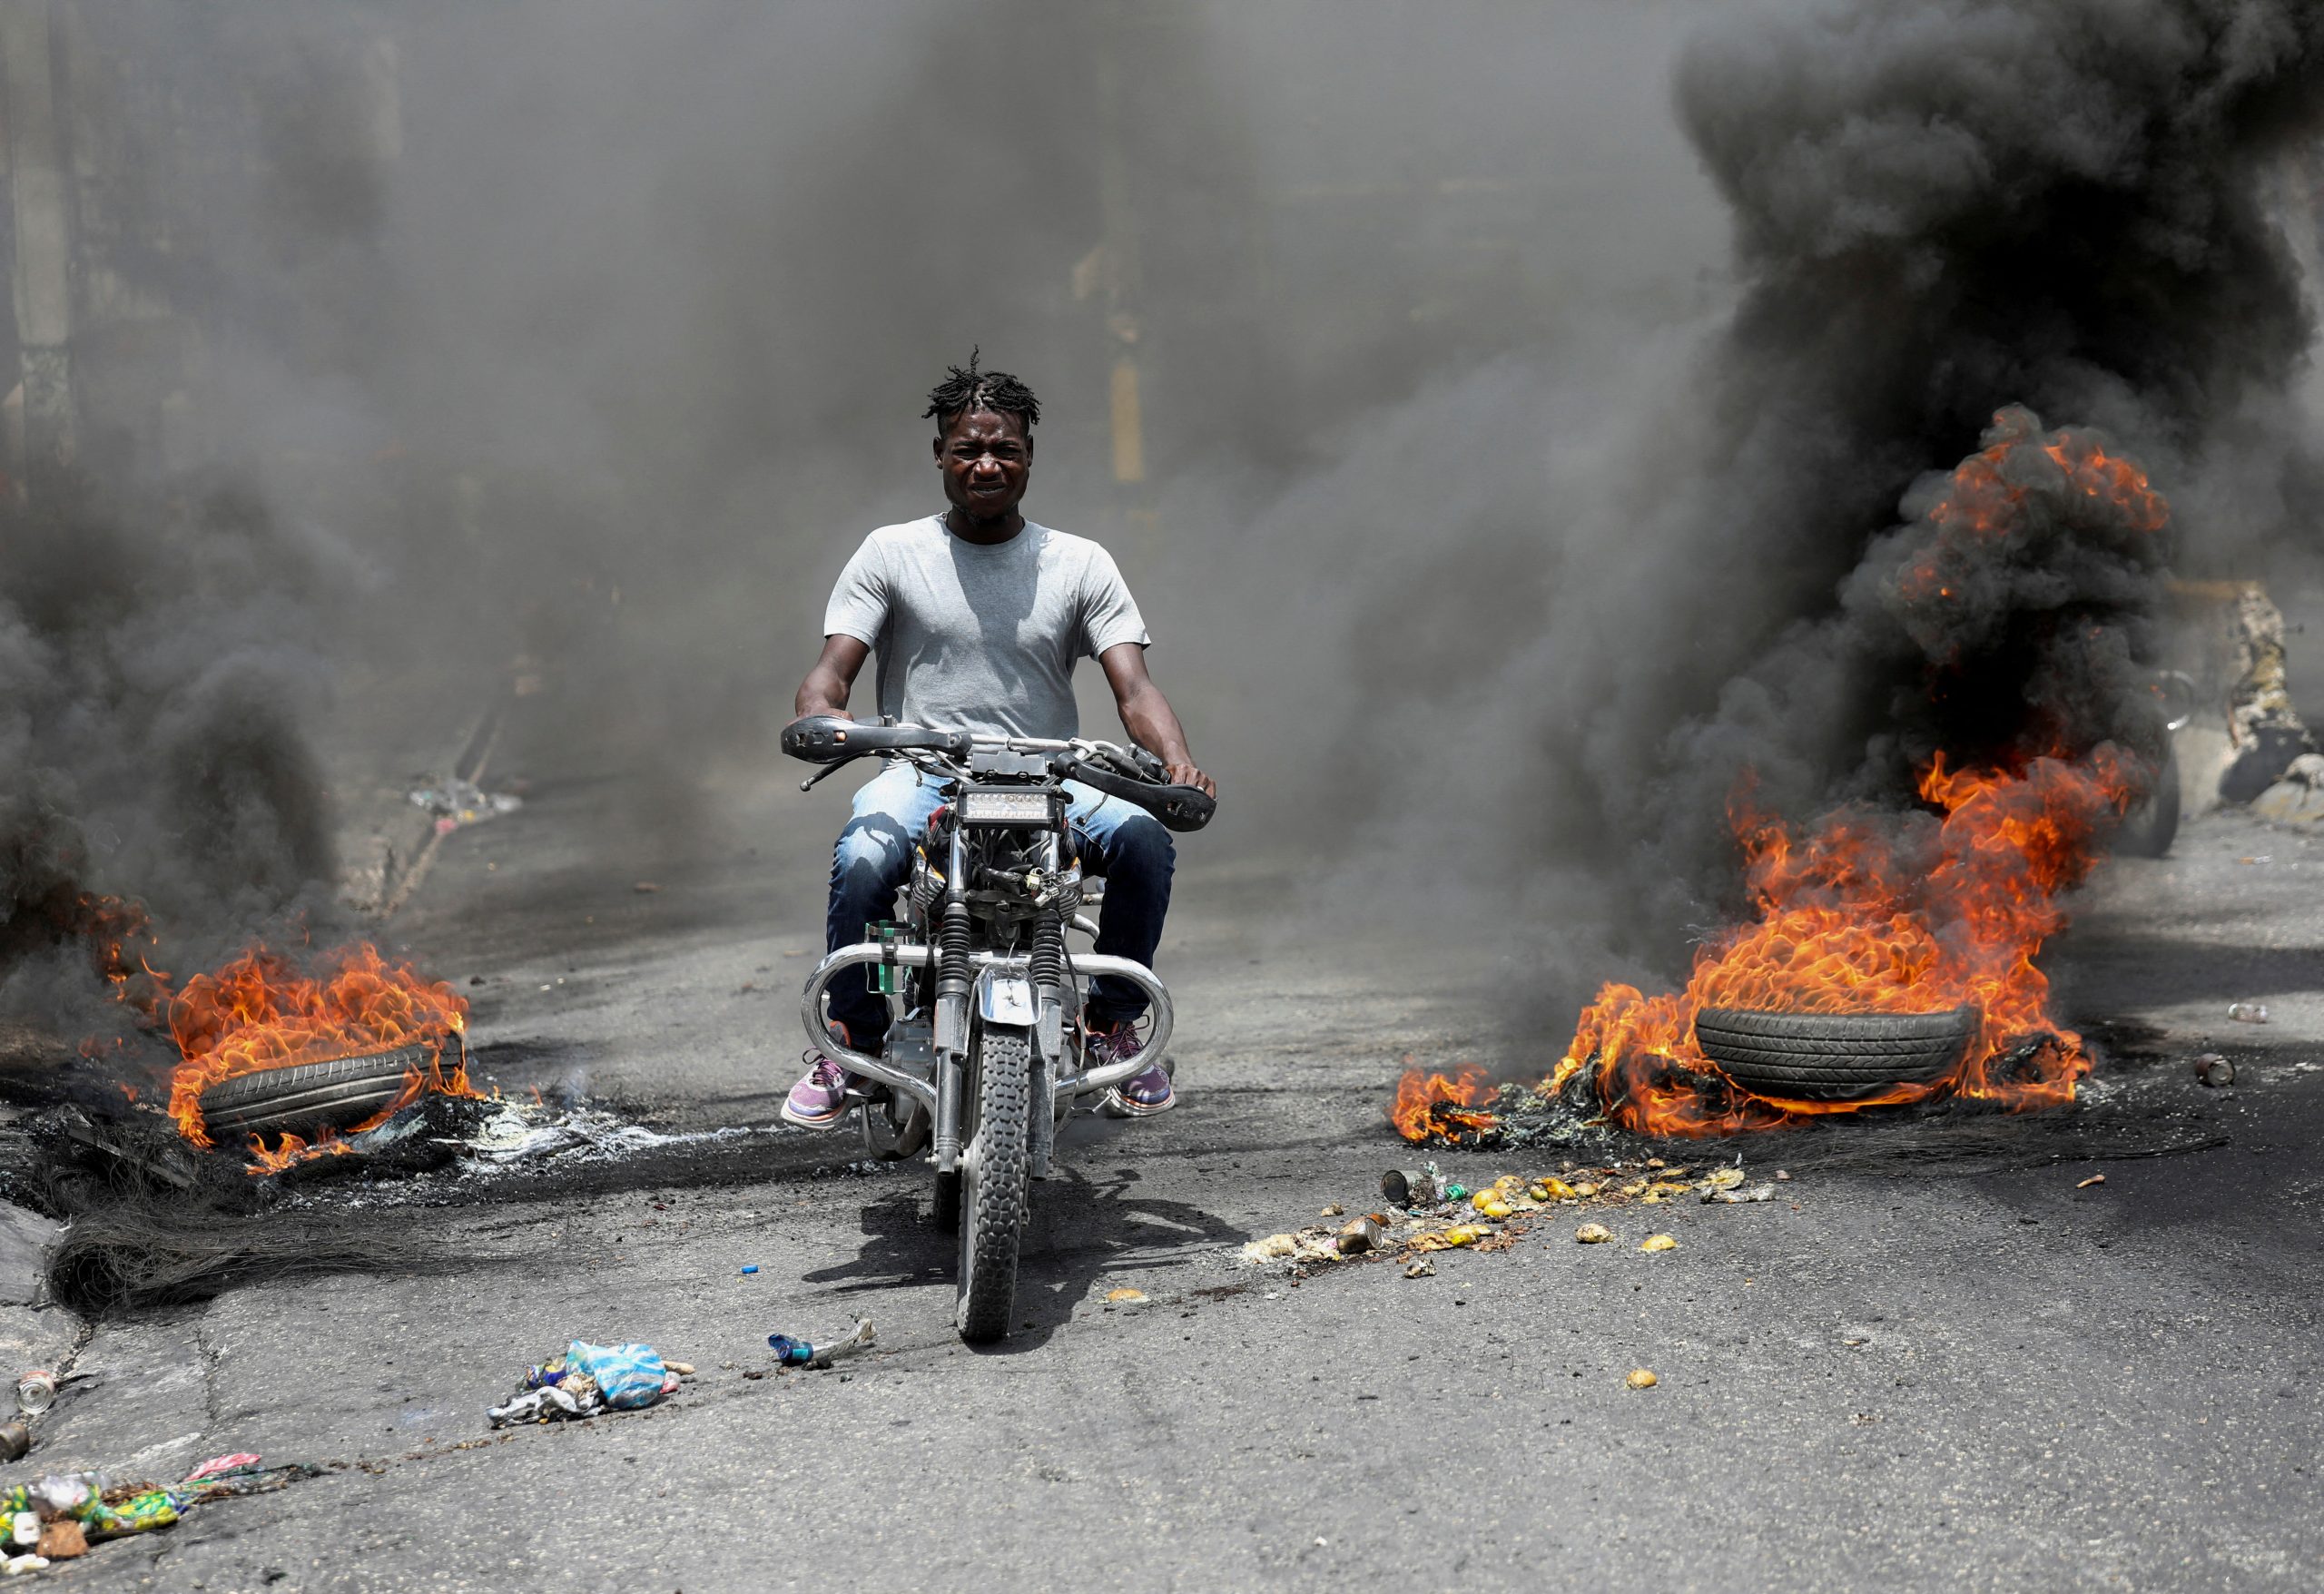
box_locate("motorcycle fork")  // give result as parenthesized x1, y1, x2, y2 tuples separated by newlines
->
(1029, 829, 1065, 1180)
(933, 822, 972, 1175)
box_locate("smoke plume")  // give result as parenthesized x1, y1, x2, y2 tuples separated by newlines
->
(1404, 0, 2324, 1029)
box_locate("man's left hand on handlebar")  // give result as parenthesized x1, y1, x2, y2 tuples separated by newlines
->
(1161, 761, 1216, 798)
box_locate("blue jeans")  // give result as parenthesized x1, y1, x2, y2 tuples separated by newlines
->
(822, 761, 1176, 1050)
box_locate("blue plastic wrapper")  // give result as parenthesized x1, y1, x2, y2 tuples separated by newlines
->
(566, 1341, 669, 1410)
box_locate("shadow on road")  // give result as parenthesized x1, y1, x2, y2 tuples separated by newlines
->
(801, 1162, 1246, 1353)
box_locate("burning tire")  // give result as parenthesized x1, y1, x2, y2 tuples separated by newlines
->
(194, 1045, 434, 1144)
(2112, 743, 2181, 859)
(1692, 1007, 1977, 1104)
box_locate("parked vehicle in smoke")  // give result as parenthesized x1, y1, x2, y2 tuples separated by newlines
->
(780, 714, 1215, 1343)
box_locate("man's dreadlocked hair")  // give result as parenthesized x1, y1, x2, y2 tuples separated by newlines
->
(924, 348, 1040, 436)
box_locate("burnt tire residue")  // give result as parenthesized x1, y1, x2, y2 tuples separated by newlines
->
(1693, 1007, 1977, 1103)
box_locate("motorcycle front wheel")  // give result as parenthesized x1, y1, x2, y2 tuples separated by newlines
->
(955, 1024, 1034, 1343)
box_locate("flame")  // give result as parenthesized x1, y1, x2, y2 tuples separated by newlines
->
(241, 1127, 361, 1177)
(1394, 410, 2165, 1143)
(161, 942, 475, 1166)
(1389, 1062, 1500, 1143)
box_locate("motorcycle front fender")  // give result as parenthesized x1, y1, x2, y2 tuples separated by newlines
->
(976, 972, 1037, 1027)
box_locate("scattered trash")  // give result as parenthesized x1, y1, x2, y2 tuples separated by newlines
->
(2195, 1055, 2236, 1087)
(0, 1429, 27, 1467)
(2076, 1174, 2106, 1189)
(740, 1264, 760, 1276)
(10, 1376, 53, 1420)
(634, 881, 661, 894)
(1702, 1166, 1746, 1192)
(1403, 1259, 1435, 1278)
(487, 1340, 681, 1427)
(409, 777, 523, 833)
(1626, 1369, 1659, 1390)
(1104, 1287, 1148, 1305)
(1575, 1224, 1614, 1245)
(0, 1456, 311, 1556)
(1528, 1177, 1575, 1201)
(1336, 1216, 1384, 1256)
(1774, 1170, 1791, 1182)
(1705, 1183, 1777, 1205)
(767, 1320, 876, 1369)
(1242, 1234, 1298, 1263)
(0, 1556, 40, 1576)
(1319, 1203, 1344, 1217)
(1639, 1234, 1678, 1252)
(2228, 1002, 2270, 1025)
(182, 1455, 261, 1484)
(1471, 1189, 1513, 1220)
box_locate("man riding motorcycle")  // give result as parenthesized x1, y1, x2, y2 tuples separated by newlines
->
(782, 354, 1216, 1128)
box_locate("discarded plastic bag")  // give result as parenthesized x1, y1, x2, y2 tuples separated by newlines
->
(490, 1338, 681, 1426)
(568, 1342, 669, 1410)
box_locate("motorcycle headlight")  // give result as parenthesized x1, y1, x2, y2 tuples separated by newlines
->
(958, 789, 1055, 825)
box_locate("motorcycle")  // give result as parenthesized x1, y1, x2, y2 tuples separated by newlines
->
(779, 714, 1216, 1343)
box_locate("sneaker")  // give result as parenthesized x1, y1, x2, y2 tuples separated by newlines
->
(782, 1028, 859, 1128)
(1092, 1021, 1174, 1117)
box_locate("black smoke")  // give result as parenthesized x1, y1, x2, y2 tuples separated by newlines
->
(1549, 0, 2324, 960)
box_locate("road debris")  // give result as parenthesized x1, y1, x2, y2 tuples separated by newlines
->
(0, 1429, 27, 1467)
(768, 1320, 877, 1369)
(0, 1454, 317, 1566)
(1640, 1234, 1678, 1252)
(1403, 1258, 1435, 1278)
(10, 1376, 52, 1419)
(487, 1340, 684, 1427)
(2076, 1174, 2106, 1189)
(1104, 1287, 1149, 1305)
(2227, 1002, 2270, 1024)
(460, 1102, 753, 1167)
(740, 1264, 760, 1275)
(2194, 1054, 2236, 1087)
(1626, 1369, 1658, 1389)
(1240, 1159, 1789, 1280)
(1320, 1203, 1344, 1217)
(409, 776, 523, 834)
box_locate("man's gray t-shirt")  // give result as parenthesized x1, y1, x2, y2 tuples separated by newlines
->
(822, 515, 1150, 741)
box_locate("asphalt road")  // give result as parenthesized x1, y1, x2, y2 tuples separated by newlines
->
(32, 709, 2324, 1593)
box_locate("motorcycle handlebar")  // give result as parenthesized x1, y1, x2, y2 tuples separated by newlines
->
(782, 715, 1216, 832)
(781, 715, 971, 764)
(1063, 757, 1217, 833)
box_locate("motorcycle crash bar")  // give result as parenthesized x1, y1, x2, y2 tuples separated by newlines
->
(800, 942, 1175, 1112)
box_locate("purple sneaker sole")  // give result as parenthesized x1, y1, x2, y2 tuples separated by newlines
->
(1101, 1061, 1176, 1118)
(782, 1045, 856, 1129)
